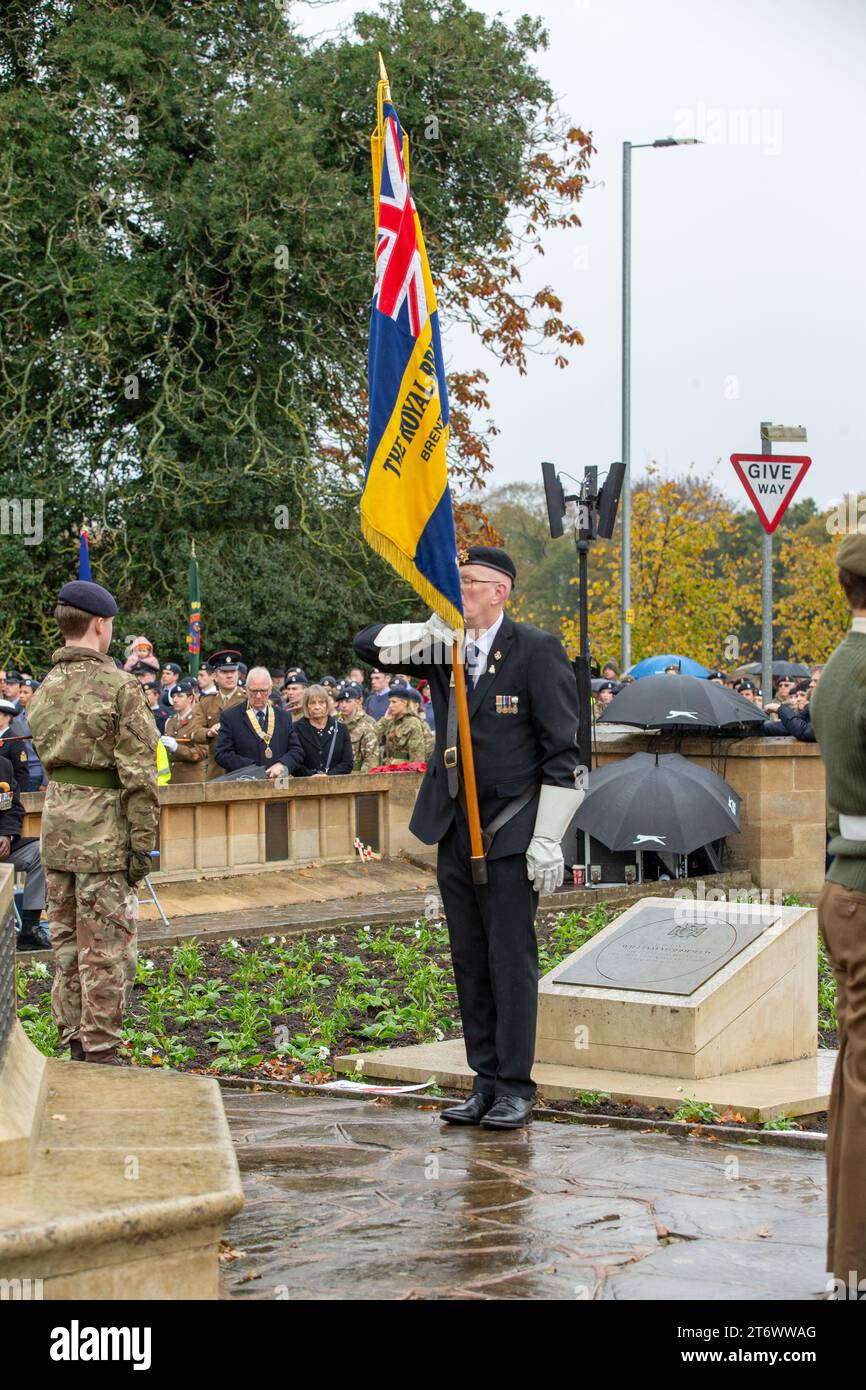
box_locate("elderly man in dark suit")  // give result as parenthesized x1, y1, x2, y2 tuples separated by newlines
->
(355, 546, 583, 1129)
(214, 665, 303, 779)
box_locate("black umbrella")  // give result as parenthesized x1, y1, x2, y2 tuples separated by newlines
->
(734, 659, 810, 679)
(211, 764, 271, 781)
(573, 752, 740, 854)
(598, 673, 764, 730)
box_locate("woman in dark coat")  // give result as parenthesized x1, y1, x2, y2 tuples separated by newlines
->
(294, 684, 353, 776)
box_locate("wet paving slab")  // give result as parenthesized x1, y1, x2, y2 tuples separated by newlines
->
(220, 1092, 829, 1301)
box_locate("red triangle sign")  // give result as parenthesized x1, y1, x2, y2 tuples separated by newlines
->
(730, 454, 811, 534)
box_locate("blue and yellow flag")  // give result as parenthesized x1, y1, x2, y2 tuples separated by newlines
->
(361, 64, 463, 632)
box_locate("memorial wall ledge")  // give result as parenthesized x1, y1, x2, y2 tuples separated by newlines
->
(22, 770, 406, 811)
(594, 725, 820, 757)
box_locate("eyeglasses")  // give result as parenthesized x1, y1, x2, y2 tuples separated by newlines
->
(246, 687, 271, 695)
(459, 577, 500, 590)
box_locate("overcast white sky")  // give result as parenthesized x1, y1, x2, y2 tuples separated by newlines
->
(298, 0, 866, 512)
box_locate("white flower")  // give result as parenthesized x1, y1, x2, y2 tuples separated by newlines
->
(433, 1027, 445, 1042)
(264, 936, 276, 945)
(318, 1046, 330, 1060)
(415, 930, 421, 938)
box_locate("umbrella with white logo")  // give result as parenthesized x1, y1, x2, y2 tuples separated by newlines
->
(573, 751, 741, 854)
(598, 673, 764, 731)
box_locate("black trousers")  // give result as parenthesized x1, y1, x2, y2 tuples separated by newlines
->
(436, 810, 539, 1099)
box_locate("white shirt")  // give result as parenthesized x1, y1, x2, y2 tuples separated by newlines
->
(464, 613, 504, 684)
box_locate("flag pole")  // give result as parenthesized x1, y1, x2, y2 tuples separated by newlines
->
(452, 639, 488, 885)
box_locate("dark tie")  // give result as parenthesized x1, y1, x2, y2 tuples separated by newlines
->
(256, 709, 267, 731)
(464, 642, 480, 691)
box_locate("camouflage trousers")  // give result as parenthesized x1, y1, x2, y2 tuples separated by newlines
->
(46, 869, 138, 1056)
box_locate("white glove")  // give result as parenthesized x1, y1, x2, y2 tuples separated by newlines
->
(526, 783, 586, 896)
(159, 735, 178, 752)
(375, 613, 461, 665)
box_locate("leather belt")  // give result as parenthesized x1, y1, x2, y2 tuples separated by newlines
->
(444, 679, 459, 798)
(458, 783, 539, 854)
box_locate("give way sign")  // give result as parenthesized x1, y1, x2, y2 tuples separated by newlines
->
(730, 454, 812, 534)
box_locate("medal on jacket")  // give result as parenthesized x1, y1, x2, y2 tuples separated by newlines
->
(246, 703, 275, 757)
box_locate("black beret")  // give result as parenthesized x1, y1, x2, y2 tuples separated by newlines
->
(173, 677, 198, 695)
(57, 580, 118, 617)
(320, 675, 338, 688)
(458, 546, 517, 583)
(284, 668, 308, 685)
(706, 670, 726, 680)
(161, 662, 182, 675)
(388, 681, 422, 704)
(336, 682, 363, 701)
(4, 670, 23, 683)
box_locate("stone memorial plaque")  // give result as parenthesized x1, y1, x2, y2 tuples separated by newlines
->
(557, 900, 780, 996)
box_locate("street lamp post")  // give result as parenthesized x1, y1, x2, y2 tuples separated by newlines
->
(621, 136, 701, 674)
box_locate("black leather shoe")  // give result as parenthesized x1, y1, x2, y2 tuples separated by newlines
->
(480, 1094, 534, 1129)
(16, 924, 52, 951)
(440, 1092, 496, 1125)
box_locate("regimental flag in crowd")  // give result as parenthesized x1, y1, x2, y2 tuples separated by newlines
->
(78, 522, 92, 581)
(361, 61, 463, 632)
(187, 540, 201, 675)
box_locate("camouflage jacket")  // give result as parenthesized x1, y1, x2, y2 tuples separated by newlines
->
(379, 709, 430, 765)
(26, 646, 159, 871)
(163, 709, 208, 783)
(342, 709, 381, 774)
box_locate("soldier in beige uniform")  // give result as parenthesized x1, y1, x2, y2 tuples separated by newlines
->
(335, 681, 380, 773)
(191, 649, 246, 778)
(26, 580, 159, 1063)
(160, 677, 208, 784)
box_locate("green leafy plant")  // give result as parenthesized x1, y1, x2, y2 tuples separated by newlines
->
(672, 1098, 721, 1125)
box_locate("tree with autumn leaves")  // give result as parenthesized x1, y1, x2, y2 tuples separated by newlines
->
(490, 472, 857, 670)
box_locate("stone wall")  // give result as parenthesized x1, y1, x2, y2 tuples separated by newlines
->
(593, 728, 826, 896)
(20, 736, 828, 895)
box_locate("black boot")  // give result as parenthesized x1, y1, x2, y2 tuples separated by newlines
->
(69, 1038, 85, 1062)
(17, 910, 52, 952)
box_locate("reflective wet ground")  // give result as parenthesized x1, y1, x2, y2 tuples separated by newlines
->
(221, 1093, 827, 1301)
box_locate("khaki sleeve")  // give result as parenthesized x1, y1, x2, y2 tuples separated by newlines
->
(114, 681, 160, 853)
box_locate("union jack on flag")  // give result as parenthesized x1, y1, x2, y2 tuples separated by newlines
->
(374, 107, 428, 338)
(360, 70, 463, 632)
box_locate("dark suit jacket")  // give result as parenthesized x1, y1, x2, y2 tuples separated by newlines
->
(214, 703, 303, 775)
(0, 726, 30, 795)
(294, 717, 354, 776)
(0, 751, 25, 842)
(355, 615, 579, 858)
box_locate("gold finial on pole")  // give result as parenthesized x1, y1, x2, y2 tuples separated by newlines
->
(378, 51, 389, 84)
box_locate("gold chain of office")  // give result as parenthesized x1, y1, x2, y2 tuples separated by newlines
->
(245, 703, 275, 758)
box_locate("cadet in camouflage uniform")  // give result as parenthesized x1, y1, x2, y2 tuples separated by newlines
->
(335, 681, 381, 773)
(378, 683, 432, 764)
(26, 580, 159, 1063)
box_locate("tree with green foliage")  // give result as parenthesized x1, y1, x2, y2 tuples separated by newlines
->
(0, 0, 590, 673)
